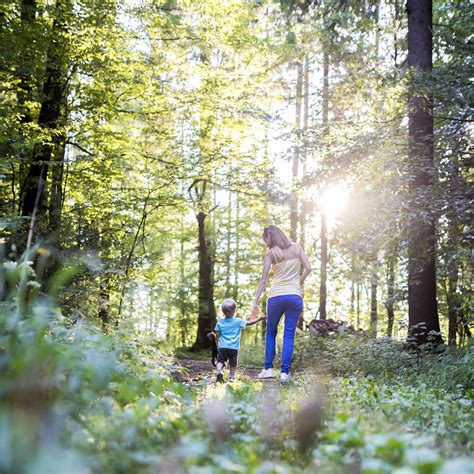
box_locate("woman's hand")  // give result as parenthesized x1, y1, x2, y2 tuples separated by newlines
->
(252, 251, 272, 318)
(250, 304, 260, 320)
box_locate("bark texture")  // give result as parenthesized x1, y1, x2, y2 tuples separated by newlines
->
(406, 0, 441, 344)
(193, 211, 217, 350)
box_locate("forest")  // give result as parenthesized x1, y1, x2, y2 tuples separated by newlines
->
(0, 0, 472, 472)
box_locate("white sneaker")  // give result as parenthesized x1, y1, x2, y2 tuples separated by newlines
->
(257, 368, 275, 379)
(280, 372, 290, 383)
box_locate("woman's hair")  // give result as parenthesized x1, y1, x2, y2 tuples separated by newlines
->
(262, 225, 292, 249)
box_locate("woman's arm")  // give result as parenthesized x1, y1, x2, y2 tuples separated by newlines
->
(251, 250, 273, 316)
(299, 244, 312, 285)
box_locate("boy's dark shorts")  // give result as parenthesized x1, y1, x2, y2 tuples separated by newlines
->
(217, 348, 239, 368)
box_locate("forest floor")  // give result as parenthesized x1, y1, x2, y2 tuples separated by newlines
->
(178, 357, 280, 385)
(171, 342, 473, 473)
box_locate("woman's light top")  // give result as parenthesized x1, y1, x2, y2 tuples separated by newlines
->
(268, 244, 302, 298)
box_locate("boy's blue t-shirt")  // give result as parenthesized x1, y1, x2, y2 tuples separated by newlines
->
(215, 317, 247, 350)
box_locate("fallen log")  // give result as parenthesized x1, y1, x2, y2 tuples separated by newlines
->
(307, 318, 356, 336)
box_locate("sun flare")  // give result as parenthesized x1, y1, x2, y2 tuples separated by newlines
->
(320, 184, 349, 226)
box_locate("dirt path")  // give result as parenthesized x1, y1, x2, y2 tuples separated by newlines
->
(178, 358, 278, 385)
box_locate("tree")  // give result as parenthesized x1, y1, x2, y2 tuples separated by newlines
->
(406, 0, 441, 344)
(20, 0, 71, 245)
(385, 250, 397, 337)
(369, 261, 378, 335)
(191, 181, 217, 350)
(290, 59, 303, 242)
(318, 51, 329, 321)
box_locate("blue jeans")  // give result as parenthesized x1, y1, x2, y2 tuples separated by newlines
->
(265, 294, 303, 374)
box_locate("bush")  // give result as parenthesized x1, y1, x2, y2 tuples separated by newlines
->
(0, 254, 188, 473)
(295, 332, 474, 391)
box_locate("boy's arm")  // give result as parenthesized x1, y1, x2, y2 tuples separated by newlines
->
(246, 316, 267, 327)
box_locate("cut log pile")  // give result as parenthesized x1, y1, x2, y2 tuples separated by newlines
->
(307, 318, 358, 337)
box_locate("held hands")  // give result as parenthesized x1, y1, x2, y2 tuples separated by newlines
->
(250, 304, 260, 320)
(250, 304, 267, 322)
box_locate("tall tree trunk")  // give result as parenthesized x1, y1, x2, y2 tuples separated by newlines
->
(446, 261, 460, 346)
(20, 0, 70, 245)
(350, 282, 355, 327)
(356, 282, 361, 330)
(300, 55, 309, 250)
(406, 0, 441, 344)
(225, 163, 233, 295)
(261, 134, 269, 336)
(179, 213, 188, 346)
(370, 263, 378, 336)
(319, 211, 327, 320)
(297, 55, 310, 330)
(290, 60, 303, 242)
(16, 0, 37, 184)
(386, 252, 396, 337)
(349, 256, 356, 326)
(322, 51, 329, 135)
(17, 0, 36, 112)
(319, 51, 329, 320)
(193, 211, 217, 350)
(16, 0, 37, 201)
(232, 195, 240, 302)
(446, 166, 461, 345)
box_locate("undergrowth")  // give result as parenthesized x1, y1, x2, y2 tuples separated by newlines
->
(1, 255, 473, 473)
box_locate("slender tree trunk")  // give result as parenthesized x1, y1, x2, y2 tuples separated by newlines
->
(446, 190, 460, 345)
(233, 196, 240, 302)
(261, 135, 269, 336)
(300, 55, 309, 250)
(447, 265, 460, 346)
(370, 264, 378, 336)
(349, 256, 356, 325)
(298, 55, 310, 330)
(290, 60, 303, 242)
(179, 212, 187, 346)
(48, 140, 66, 242)
(193, 211, 217, 350)
(322, 51, 329, 135)
(350, 282, 355, 326)
(386, 253, 396, 337)
(319, 211, 327, 320)
(374, 3, 380, 60)
(393, 0, 402, 68)
(406, 0, 441, 344)
(225, 163, 233, 295)
(356, 282, 361, 329)
(319, 51, 329, 320)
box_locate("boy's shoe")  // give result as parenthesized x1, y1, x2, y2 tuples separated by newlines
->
(257, 368, 275, 379)
(216, 373, 224, 383)
(280, 372, 290, 384)
(229, 376, 235, 383)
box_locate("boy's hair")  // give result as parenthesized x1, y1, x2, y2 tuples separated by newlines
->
(221, 298, 237, 317)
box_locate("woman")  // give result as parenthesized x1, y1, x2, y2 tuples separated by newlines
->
(251, 225, 312, 383)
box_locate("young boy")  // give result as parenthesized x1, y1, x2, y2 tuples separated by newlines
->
(214, 298, 266, 383)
